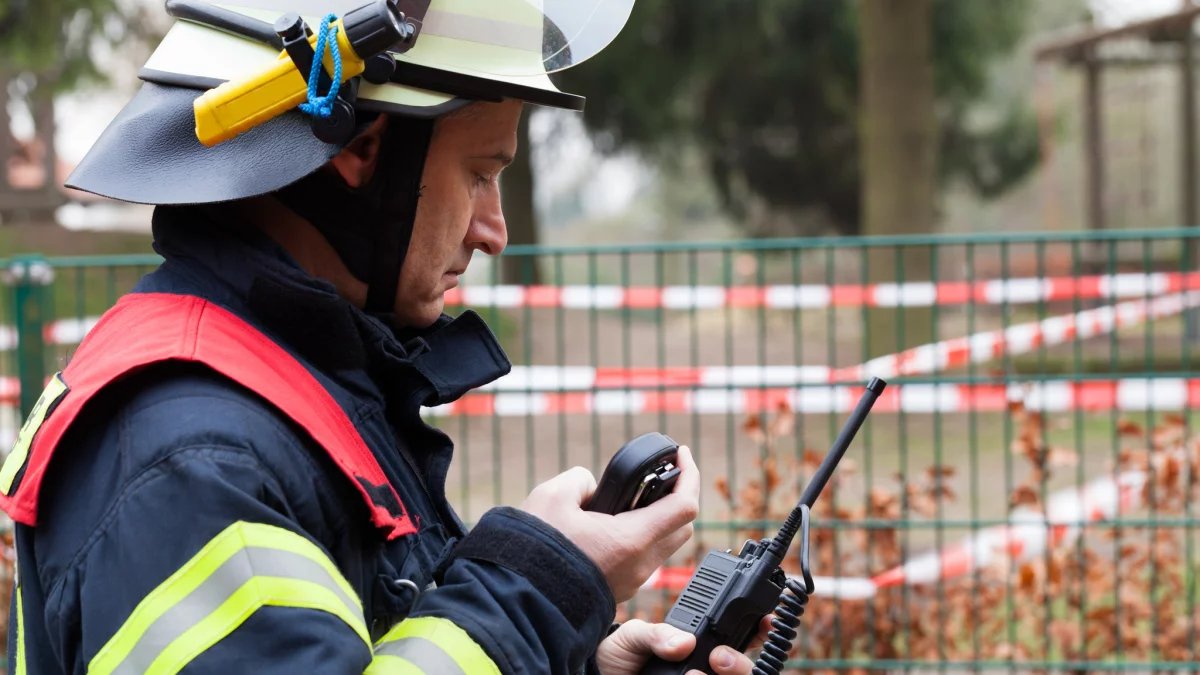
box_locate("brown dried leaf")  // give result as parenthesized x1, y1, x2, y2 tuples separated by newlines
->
(909, 492, 937, 518)
(763, 457, 783, 493)
(1119, 541, 1143, 560)
(1050, 620, 1082, 653)
(1011, 435, 1042, 469)
(1010, 484, 1041, 509)
(714, 476, 731, 503)
(742, 415, 766, 445)
(768, 401, 795, 439)
(1154, 424, 1186, 450)
(803, 449, 825, 471)
(1163, 412, 1187, 427)
(869, 488, 901, 520)
(1117, 419, 1145, 437)
(934, 485, 958, 502)
(1017, 563, 1040, 595)
(1023, 411, 1045, 436)
(926, 465, 956, 479)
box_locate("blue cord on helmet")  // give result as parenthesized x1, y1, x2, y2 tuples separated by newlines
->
(298, 14, 342, 118)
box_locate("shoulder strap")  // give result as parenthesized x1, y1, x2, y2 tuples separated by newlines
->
(0, 292, 416, 540)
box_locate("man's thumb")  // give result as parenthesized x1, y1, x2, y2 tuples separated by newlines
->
(608, 621, 695, 661)
(547, 466, 598, 507)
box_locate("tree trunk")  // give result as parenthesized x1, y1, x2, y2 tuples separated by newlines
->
(32, 86, 55, 179)
(1180, 3, 1200, 341)
(499, 106, 541, 285)
(0, 72, 12, 195)
(29, 83, 60, 222)
(859, 0, 937, 359)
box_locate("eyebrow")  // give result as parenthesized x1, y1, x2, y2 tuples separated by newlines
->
(476, 151, 515, 166)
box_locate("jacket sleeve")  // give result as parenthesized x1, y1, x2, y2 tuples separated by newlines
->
(391, 506, 617, 675)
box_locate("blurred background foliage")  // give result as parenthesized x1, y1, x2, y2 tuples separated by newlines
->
(552, 0, 1053, 238)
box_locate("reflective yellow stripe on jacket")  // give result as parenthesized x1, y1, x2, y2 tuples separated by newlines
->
(88, 521, 371, 675)
(367, 616, 501, 675)
(14, 579, 26, 675)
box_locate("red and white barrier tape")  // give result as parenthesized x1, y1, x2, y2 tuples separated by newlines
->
(478, 366, 835, 391)
(445, 272, 1200, 310)
(4, 274, 1197, 354)
(429, 290, 1198, 417)
(459, 291, 1199, 396)
(832, 291, 1200, 382)
(642, 468, 1150, 600)
(425, 379, 1200, 417)
(0, 377, 1193, 417)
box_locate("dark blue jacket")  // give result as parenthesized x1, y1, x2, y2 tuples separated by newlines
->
(6, 205, 616, 674)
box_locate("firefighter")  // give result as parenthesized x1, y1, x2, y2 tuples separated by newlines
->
(0, 0, 767, 672)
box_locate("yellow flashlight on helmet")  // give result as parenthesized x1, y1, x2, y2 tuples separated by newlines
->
(192, 0, 413, 147)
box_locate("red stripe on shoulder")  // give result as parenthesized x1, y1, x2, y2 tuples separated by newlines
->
(0, 293, 415, 539)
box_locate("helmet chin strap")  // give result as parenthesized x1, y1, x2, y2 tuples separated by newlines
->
(273, 114, 436, 318)
(362, 117, 435, 315)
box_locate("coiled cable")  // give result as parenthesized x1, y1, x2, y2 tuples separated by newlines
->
(751, 577, 810, 675)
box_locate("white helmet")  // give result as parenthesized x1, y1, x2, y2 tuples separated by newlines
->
(66, 0, 633, 204)
(64, 0, 633, 313)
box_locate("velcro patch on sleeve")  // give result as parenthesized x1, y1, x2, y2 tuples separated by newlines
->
(448, 523, 603, 631)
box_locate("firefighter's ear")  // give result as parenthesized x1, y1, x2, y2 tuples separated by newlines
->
(330, 114, 388, 188)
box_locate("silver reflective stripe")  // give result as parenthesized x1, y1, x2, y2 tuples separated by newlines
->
(420, 10, 542, 52)
(375, 637, 466, 675)
(110, 547, 363, 675)
(218, 0, 390, 16)
(215, 1, 543, 53)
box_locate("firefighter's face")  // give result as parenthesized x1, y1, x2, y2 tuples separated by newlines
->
(398, 100, 518, 326)
(333, 100, 518, 327)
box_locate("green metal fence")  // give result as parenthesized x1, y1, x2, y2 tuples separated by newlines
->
(3, 227, 1200, 673)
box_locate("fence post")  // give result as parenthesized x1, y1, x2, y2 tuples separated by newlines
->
(4, 256, 53, 420)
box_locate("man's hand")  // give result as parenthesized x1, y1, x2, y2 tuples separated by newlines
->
(594, 617, 774, 675)
(519, 446, 700, 603)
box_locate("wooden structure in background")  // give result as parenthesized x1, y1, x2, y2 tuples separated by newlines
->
(1036, 4, 1200, 237)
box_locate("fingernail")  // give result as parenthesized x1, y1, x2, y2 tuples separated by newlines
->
(668, 634, 687, 649)
(717, 648, 735, 668)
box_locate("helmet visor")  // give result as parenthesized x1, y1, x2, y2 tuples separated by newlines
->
(415, 0, 635, 75)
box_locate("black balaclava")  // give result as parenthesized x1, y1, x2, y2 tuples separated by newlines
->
(273, 112, 436, 317)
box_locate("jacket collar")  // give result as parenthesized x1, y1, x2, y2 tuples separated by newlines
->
(146, 204, 511, 408)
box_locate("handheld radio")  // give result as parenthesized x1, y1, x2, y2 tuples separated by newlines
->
(586, 432, 681, 515)
(605, 378, 886, 675)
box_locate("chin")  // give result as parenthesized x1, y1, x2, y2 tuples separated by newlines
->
(398, 299, 446, 330)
